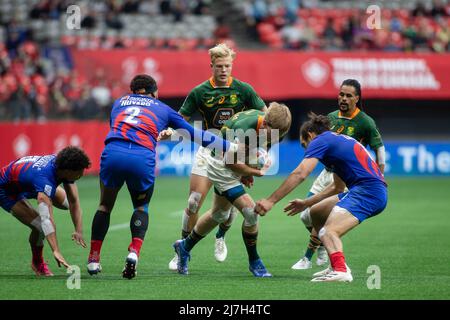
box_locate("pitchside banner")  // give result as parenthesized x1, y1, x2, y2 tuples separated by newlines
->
(71, 50, 450, 99)
(0, 122, 449, 176)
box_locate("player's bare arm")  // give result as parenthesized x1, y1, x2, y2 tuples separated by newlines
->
(255, 157, 319, 215)
(226, 162, 264, 177)
(375, 146, 386, 175)
(37, 192, 69, 268)
(63, 182, 87, 248)
(284, 174, 346, 216)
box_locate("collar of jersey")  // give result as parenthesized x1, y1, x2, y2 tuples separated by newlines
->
(256, 115, 264, 132)
(209, 76, 233, 88)
(338, 107, 360, 119)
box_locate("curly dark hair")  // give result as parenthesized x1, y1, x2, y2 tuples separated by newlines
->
(300, 112, 331, 141)
(55, 146, 91, 171)
(130, 74, 158, 94)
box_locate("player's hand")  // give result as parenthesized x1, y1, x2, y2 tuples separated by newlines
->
(53, 251, 70, 268)
(255, 199, 274, 216)
(157, 128, 174, 141)
(259, 158, 272, 176)
(284, 199, 308, 216)
(71, 231, 87, 248)
(241, 176, 254, 188)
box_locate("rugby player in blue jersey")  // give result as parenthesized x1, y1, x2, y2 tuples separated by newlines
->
(87, 74, 239, 279)
(0, 146, 91, 276)
(255, 113, 387, 282)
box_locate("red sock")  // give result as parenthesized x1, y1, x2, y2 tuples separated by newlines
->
(89, 240, 103, 262)
(330, 252, 347, 272)
(128, 238, 143, 256)
(31, 245, 44, 265)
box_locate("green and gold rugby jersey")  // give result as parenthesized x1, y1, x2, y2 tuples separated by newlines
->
(219, 109, 267, 163)
(179, 77, 266, 130)
(328, 108, 383, 150)
(221, 109, 265, 141)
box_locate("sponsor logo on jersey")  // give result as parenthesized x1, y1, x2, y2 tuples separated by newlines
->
(218, 96, 226, 104)
(335, 125, 345, 134)
(213, 108, 234, 127)
(44, 185, 53, 197)
(347, 127, 355, 136)
(205, 96, 215, 108)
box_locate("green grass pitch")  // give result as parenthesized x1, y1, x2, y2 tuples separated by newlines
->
(0, 176, 449, 300)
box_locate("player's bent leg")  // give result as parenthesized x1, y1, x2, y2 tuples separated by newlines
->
(312, 206, 358, 283)
(169, 174, 212, 271)
(214, 206, 237, 262)
(173, 193, 231, 275)
(233, 194, 272, 278)
(184, 174, 212, 236)
(53, 186, 69, 210)
(11, 200, 54, 276)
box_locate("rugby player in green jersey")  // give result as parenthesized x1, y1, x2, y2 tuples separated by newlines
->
(159, 43, 267, 270)
(291, 79, 386, 271)
(173, 103, 292, 277)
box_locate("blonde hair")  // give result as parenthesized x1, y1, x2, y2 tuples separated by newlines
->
(209, 43, 236, 64)
(265, 102, 292, 137)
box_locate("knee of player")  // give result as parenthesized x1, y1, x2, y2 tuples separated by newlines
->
(187, 191, 202, 214)
(60, 197, 69, 210)
(300, 208, 312, 228)
(242, 207, 258, 227)
(318, 227, 327, 241)
(30, 216, 43, 232)
(37, 203, 55, 236)
(318, 226, 339, 241)
(211, 208, 231, 224)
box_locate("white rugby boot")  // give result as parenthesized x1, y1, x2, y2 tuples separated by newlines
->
(291, 257, 312, 270)
(169, 254, 178, 271)
(214, 237, 228, 262)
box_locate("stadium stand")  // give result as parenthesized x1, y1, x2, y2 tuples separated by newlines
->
(234, 0, 449, 50)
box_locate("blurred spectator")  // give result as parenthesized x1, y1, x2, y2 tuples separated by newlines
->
(213, 16, 231, 43)
(5, 19, 29, 58)
(193, 0, 210, 15)
(280, 21, 302, 49)
(160, 0, 172, 15)
(323, 17, 338, 41)
(283, 0, 301, 25)
(412, 1, 430, 17)
(431, 0, 448, 17)
(105, 12, 124, 30)
(81, 12, 97, 29)
(91, 71, 112, 117)
(139, 0, 160, 15)
(122, 0, 140, 13)
(73, 86, 100, 120)
(172, 0, 187, 22)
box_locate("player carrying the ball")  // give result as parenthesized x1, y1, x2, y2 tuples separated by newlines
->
(160, 43, 267, 270)
(173, 102, 291, 277)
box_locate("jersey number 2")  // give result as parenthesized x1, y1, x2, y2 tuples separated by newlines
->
(124, 107, 141, 124)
